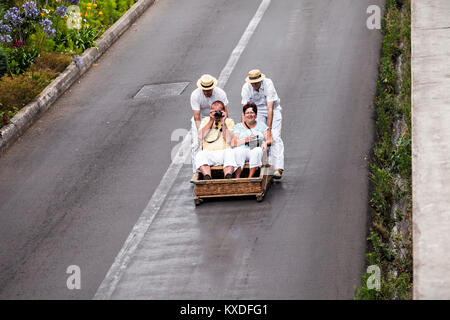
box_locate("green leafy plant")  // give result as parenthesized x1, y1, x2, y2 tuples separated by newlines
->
(0, 3, 7, 18)
(391, 137, 411, 176)
(5, 45, 40, 75)
(0, 46, 8, 77)
(70, 24, 99, 52)
(49, 23, 99, 54)
(102, 0, 121, 25)
(51, 26, 75, 53)
(369, 165, 393, 214)
(117, 0, 137, 14)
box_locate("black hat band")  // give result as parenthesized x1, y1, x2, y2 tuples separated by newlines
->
(201, 82, 214, 88)
(249, 74, 262, 80)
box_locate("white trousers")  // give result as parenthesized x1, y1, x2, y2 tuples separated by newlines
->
(195, 149, 237, 172)
(257, 108, 284, 170)
(191, 117, 202, 173)
(234, 147, 263, 169)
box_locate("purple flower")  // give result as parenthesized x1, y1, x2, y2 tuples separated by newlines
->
(66, 0, 80, 4)
(46, 28, 56, 38)
(40, 18, 55, 38)
(22, 1, 39, 18)
(0, 34, 13, 43)
(40, 18, 52, 28)
(0, 21, 12, 34)
(4, 7, 23, 27)
(72, 55, 82, 66)
(55, 6, 67, 18)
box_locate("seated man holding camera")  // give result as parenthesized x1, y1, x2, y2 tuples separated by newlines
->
(196, 100, 237, 180)
(232, 102, 271, 178)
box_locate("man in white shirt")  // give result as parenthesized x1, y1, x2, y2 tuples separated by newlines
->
(190, 74, 229, 172)
(241, 69, 284, 179)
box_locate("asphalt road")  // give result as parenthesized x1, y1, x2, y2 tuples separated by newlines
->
(0, 0, 383, 299)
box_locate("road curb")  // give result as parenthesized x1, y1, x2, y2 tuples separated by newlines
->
(0, 0, 155, 154)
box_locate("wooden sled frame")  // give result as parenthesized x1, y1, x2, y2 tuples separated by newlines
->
(190, 163, 273, 205)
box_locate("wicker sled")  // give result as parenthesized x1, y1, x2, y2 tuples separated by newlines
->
(190, 163, 273, 205)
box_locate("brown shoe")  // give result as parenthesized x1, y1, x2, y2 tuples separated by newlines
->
(273, 169, 283, 179)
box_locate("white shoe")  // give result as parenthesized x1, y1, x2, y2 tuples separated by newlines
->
(273, 169, 283, 179)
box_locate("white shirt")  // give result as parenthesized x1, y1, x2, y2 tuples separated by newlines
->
(190, 87, 229, 119)
(241, 78, 280, 118)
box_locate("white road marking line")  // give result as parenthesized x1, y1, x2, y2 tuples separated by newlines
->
(93, 0, 271, 300)
(218, 0, 271, 86)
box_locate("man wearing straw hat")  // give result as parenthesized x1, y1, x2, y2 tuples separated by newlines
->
(241, 69, 284, 179)
(190, 74, 229, 173)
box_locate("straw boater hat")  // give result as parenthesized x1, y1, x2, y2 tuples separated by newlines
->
(245, 69, 265, 83)
(197, 74, 218, 90)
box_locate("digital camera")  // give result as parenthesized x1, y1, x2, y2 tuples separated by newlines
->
(214, 110, 223, 120)
(248, 135, 262, 150)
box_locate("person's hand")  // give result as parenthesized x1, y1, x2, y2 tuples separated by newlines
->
(262, 142, 268, 151)
(246, 135, 256, 143)
(210, 110, 216, 122)
(220, 113, 227, 125)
